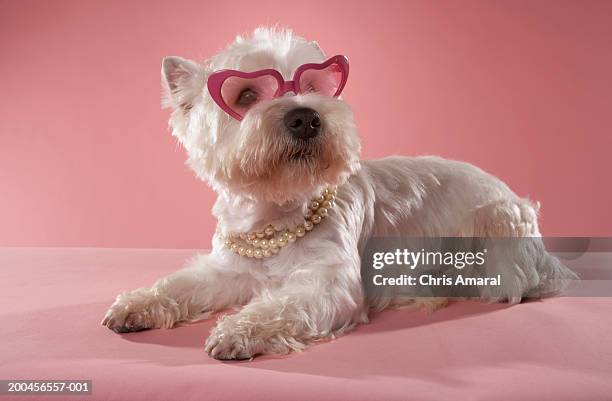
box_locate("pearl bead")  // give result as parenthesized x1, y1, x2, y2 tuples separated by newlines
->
(254, 249, 263, 259)
(278, 237, 288, 246)
(247, 232, 257, 241)
(287, 232, 296, 242)
(264, 226, 275, 236)
(238, 246, 246, 256)
(317, 207, 328, 217)
(224, 240, 232, 248)
(281, 232, 289, 241)
(316, 195, 325, 203)
(260, 239, 269, 249)
(310, 201, 320, 210)
(325, 194, 335, 201)
(263, 249, 272, 257)
(256, 231, 265, 239)
(295, 225, 305, 237)
(322, 200, 332, 208)
(269, 238, 277, 247)
(246, 248, 254, 257)
(231, 243, 239, 252)
(312, 214, 322, 224)
(252, 238, 260, 247)
(304, 220, 314, 231)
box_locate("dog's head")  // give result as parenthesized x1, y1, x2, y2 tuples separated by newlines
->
(162, 27, 361, 204)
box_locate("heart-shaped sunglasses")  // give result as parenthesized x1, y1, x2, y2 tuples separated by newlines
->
(207, 55, 349, 121)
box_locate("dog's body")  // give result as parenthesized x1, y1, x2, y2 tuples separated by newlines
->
(102, 28, 576, 359)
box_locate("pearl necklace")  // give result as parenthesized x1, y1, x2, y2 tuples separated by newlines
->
(222, 186, 337, 259)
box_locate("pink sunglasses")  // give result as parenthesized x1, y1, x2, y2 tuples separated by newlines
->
(207, 55, 349, 120)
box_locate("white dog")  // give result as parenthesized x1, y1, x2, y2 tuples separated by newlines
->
(102, 27, 576, 360)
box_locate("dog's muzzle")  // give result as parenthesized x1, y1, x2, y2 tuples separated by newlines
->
(283, 108, 321, 139)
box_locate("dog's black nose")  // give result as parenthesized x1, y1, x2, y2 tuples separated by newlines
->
(283, 108, 321, 139)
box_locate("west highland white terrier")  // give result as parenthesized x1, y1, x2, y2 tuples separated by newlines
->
(102, 27, 576, 360)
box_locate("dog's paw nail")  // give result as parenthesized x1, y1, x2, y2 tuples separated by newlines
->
(230, 347, 252, 360)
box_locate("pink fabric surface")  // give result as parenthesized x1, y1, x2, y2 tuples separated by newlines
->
(1, 248, 611, 401)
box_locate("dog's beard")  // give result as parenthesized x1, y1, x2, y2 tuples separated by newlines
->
(215, 96, 361, 203)
(229, 132, 332, 203)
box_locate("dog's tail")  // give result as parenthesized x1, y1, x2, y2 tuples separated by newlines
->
(478, 236, 578, 303)
(525, 248, 578, 298)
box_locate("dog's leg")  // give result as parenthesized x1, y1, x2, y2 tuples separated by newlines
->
(204, 254, 367, 360)
(464, 198, 541, 237)
(102, 254, 259, 333)
(461, 198, 576, 301)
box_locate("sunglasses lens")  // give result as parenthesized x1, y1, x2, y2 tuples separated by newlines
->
(220, 75, 279, 117)
(298, 62, 344, 97)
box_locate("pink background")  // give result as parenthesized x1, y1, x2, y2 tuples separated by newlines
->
(1, 0, 611, 249)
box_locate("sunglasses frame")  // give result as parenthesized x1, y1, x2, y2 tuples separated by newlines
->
(207, 55, 349, 121)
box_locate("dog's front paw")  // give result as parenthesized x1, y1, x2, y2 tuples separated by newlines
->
(204, 315, 295, 360)
(101, 288, 178, 333)
(204, 317, 254, 360)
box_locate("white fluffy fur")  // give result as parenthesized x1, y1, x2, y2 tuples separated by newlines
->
(102, 27, 576, 360)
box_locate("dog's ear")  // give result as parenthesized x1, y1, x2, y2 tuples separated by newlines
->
(161, 56, 203, 112)
(310, 41, 326, 57)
